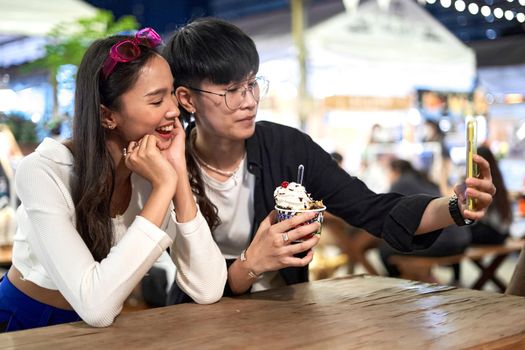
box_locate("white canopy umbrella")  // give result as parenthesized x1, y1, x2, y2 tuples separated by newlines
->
(306, 0, 476, 97)
(0, 0, 97, 36)
(257, 0, 476, 99)
(0, 0, 97, 67)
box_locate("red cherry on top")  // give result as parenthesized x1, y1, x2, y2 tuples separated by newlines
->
(281, 181, 289, 188)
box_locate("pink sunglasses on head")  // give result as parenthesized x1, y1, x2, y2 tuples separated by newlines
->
(101, 27, 162, 79)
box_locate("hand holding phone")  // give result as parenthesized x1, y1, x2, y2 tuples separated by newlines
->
(466, 117, 477, 211)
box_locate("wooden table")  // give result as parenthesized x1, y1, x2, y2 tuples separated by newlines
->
(2, 275, 525, 349)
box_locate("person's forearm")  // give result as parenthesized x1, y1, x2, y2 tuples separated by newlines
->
(506, 250, 525, 296)
(416, 197, 455, 234)
(171, 211, 227, 304)
(227, 247, 263, 294)
(227, 259, 257, 294)
(172, 168, 197, 223)
(141, 186, 174, 227)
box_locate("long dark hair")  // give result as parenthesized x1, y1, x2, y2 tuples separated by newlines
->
(163, 18, 260, 231)
(477, 146, 512, 223)
(73, 36, 159, 261)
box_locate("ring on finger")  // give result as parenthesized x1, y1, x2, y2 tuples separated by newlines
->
(282, 232, 289, 243)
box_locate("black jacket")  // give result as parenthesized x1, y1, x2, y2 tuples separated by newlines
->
(167, 121, 441, 303)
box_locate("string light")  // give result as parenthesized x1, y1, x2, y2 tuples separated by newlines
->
(425, 0, 525, 23)
(455, 0, 466, 11)
(481, 5, 491, 16)
(468, 2, 479, 14)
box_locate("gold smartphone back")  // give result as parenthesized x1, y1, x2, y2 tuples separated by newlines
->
(466, 118, 477, 210)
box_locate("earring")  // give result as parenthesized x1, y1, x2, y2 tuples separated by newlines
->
(189, 111, 195, 120)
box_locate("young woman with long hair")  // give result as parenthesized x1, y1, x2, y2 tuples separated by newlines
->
(0, 28, 226, 332)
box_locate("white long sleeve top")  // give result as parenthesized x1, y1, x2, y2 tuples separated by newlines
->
(12, 138, 226, 327)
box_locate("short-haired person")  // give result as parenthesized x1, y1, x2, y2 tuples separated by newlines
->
(0, 28, 226, 332)
(162, 18, 496, 302)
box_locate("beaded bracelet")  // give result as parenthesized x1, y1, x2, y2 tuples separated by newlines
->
(449, 195, 474, 226)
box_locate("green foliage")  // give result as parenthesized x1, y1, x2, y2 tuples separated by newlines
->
(1, 113, 38, 144)
(22, 9, 139, 120)
(25, 9, 138, 74)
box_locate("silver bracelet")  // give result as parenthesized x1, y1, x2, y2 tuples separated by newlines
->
(240, 249, 261, 279)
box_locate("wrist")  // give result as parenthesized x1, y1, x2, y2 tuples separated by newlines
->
(171, 176, 197, 221)
(151, 176, 177, 193)
(167, 154, 187, 172)
(173, 162, 188, 175)
(448, 194, 474, 226)
(240, 248, 263, 279)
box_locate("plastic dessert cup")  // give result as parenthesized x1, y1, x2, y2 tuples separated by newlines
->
(275, 206, 326, 242)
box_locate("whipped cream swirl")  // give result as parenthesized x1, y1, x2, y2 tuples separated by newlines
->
(274, 181, 313, 210)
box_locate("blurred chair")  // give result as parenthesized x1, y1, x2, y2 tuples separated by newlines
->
(310, 151, 383, 280)
(311, 212, 381, 280)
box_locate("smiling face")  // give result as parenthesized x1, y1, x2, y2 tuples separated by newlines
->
(190, 75, 259, 142)
(106, 54, 180, 150)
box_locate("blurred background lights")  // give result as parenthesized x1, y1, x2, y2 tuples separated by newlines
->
(516, 122, 525, 141)
(440, 0, 452, 8)
(407, 108, 422, 125)
(430, 0, 525, 22)
(455, 0, 466, 12)
(468, 3, 479, 14)
(481, 5, 491, 16)
(486, 28, 497, 39)
(0, 89, 19, 112)
(439, 118, 452, 132)
(504, 10, 514, 20)
(493, 8, 504, 18)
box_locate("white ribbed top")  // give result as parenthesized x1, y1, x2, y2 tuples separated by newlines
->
(12, 138, 226, 327)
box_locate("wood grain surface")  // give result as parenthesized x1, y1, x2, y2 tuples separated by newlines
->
(1, 275, 524, 349)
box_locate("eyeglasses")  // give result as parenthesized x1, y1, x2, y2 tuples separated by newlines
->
(101, 27, 162, 79)
(187, 76, 269, 110)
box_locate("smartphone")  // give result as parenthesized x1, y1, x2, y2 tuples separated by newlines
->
(466, 117, 477, 211)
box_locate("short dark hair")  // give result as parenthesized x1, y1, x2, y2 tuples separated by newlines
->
(163, 17, 259, 90)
